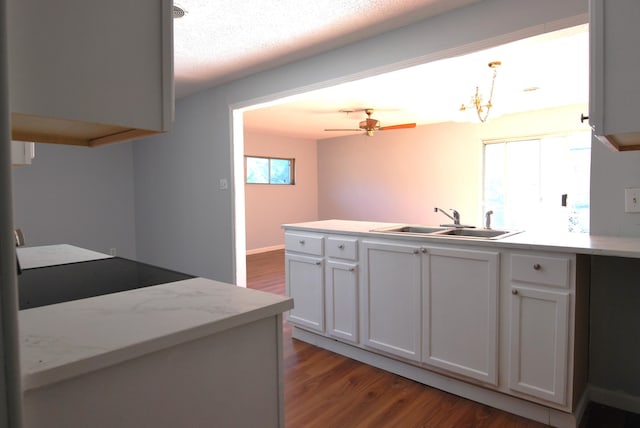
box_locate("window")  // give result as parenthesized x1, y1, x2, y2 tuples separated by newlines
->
(245, 156, 295, 185)
(483, 132, 590, 233)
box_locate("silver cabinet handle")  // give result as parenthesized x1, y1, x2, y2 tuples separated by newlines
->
(533, 263, 541, 270)
(413, 249, 420, 254)
(338, 244, 345, 249)
(421, 248, 427, 253)
(512, 289, 519, 295)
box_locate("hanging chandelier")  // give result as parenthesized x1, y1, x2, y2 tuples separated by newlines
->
(459, 61, 501, 123)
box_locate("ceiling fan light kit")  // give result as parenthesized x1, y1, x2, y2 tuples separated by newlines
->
(325, 108, 416, 137)
(460, 61, 501, 123)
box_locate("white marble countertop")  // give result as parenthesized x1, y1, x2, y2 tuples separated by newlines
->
(18, 245, 293, 391)
(282, 219, 640, 259)
(17, 244, 112, 269)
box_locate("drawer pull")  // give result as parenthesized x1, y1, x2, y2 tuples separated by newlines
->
(338, 244, 345, 249)
(512, 289, 519, 295)
(299, 240, 305, 245)
(349, 268, 355, 272)
(421, 247, 427, 253)
(533, 263, 541, 271)
(315, 261, 321, 266)
(413, 249, 420, 254)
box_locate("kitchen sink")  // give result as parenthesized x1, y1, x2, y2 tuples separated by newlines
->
(373, 225, 449, 234)
(431, 228, 520, 239)
(371, 224, 522, 240)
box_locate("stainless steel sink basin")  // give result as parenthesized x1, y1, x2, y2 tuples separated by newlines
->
(371, 224, 522, 240)
(431, 228, 520, 239)
(373, 225, 449, 234)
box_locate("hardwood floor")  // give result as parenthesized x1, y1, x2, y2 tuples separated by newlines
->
(246, 249, 627, 428)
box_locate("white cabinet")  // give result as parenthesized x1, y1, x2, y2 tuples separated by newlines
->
(284, 232, 360, 342)
(507, 252, 585, 407)
(509, 286, 569, 404)
(422, 247, 499, 385)
(325, 236, 359, 344)
(326, 260, 359, 343)
(10, 140, 34, 166)
(7, 0, 173, 147)
(283, 223, 591, 424)
(361, 240, 422, 361)
(361, 240, 500, 374)
(285, 232, 325, 333)
(589, 0, 640, 151)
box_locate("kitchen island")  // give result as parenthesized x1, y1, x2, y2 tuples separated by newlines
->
(282, 219, 640, 428)
(17, 245, 293, 428)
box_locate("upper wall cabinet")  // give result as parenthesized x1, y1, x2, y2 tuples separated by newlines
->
(589, 0, 640, 151)
(7, 0, 174, 147)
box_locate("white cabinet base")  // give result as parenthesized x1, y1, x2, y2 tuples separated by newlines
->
(293, 326, 588, 428)
(25, 316, 285, 428)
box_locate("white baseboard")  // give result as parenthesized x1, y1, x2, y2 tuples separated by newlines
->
(588, 385, 640, 414)
(246, 245, 284, 256)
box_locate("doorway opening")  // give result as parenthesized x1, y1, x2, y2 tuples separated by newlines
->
(231, 23, 589, 285)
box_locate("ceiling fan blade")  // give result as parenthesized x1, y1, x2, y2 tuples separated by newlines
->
(379, 123, 416, 131)
(324, 128, 362, 131)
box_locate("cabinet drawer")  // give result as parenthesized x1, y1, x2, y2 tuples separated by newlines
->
(326, 236, 358, 260)
(285, 232, 324, 256)
(511, 253, 571, 288)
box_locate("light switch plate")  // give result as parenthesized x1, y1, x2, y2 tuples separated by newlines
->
(625, 188, 640, 213)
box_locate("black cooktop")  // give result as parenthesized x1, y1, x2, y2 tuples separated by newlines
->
(18, 257, 195, 310)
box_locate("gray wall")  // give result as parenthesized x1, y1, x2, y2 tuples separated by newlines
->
(132, 92, 235, 279)
(12, 142, 136, 258)
(589, 138, 640, 399)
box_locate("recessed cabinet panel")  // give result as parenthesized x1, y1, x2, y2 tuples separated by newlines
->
(509, 286, 569, 405)
(423, 247, 499, 385)
(510, 254, 570, 289)
(285, 253, 324, 333)
(284, 232, 324, 256)
(361, 240, 422, 361)
(326, 236, 358, 260)
(326, 260, 359, 343)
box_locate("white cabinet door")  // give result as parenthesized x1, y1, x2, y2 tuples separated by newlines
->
(361, 240, 422, 361)
(509, 286, 569, 405)
(8, 0, 173, 146)
(589, 0, 640, 151)
(285, 253, 325, 333)
(422, 247, 499, 385)
(325, 260, 359, 344)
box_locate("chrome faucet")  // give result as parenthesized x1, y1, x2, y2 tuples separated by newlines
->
(485, 210, 494, 229)
(434, 207, 460, 226)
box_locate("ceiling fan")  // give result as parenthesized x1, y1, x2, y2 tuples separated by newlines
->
(325, 108, 416, 137)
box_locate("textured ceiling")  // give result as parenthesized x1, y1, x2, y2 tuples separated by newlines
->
(173, 0, 480, 98)
(172, 1, 588, 140)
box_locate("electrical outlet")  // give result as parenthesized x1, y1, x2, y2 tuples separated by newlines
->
(625, 188, 640, 213)
(219, 178, 228, 190)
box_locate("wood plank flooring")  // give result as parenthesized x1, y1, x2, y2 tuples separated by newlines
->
(246, 249, 628, 428)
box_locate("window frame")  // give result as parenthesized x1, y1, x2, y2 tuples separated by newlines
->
(244, 155, 296, 185)
(482, 130, 591, 233)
